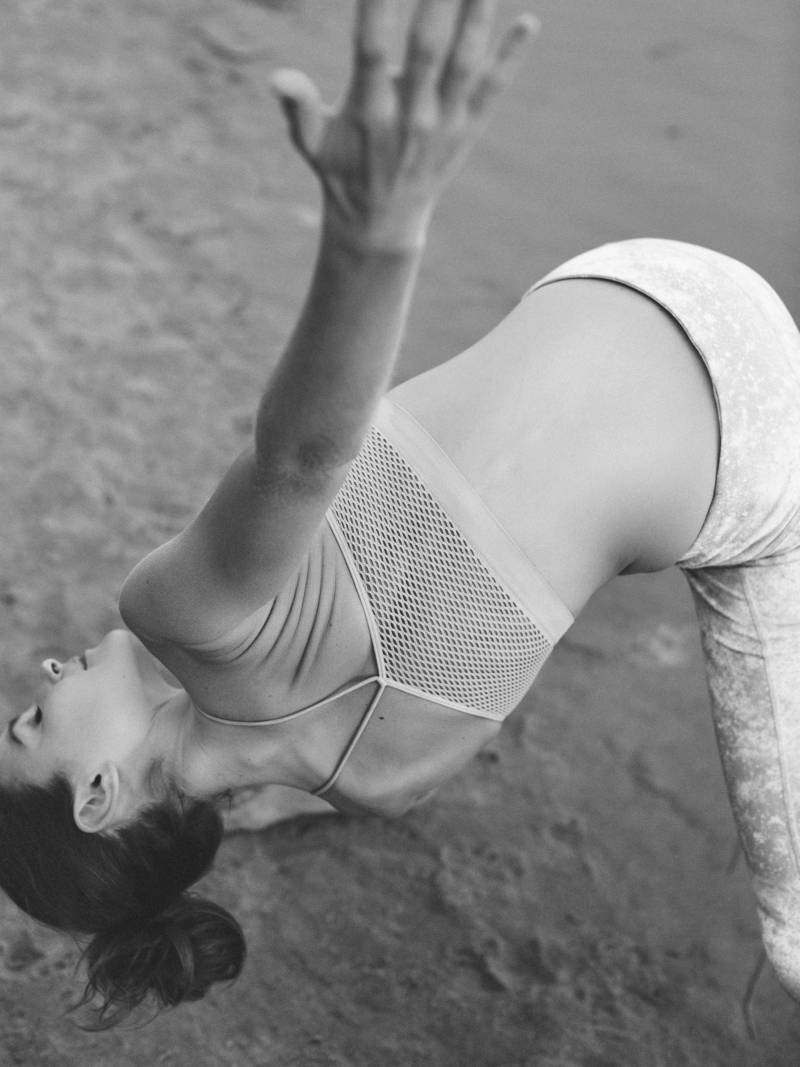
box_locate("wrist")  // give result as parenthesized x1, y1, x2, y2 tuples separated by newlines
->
(320, 202, 432, 259)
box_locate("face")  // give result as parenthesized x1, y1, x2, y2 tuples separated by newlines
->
(0, 629, 177, 789)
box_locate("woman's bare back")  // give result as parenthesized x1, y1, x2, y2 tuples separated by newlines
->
(390, 276, 720, 614)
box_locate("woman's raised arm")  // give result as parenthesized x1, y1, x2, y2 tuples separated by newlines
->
(120, 0, 536, 646)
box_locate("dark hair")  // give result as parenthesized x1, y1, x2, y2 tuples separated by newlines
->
(0, 771, 245, 1027)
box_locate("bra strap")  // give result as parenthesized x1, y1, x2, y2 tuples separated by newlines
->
(310, 512, 391, 796)
(313, 679, 386, 797)
(194, 674, 380, 727)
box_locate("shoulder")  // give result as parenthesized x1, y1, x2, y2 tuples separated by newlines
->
(118, 541, 176, 643)
(118, 538, 275, 656)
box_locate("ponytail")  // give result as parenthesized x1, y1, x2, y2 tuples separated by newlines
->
(80, 893, 244, 1027)
(0, 772, 245, 1026)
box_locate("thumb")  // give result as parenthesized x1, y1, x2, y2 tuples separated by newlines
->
(270, 68, 325, 161)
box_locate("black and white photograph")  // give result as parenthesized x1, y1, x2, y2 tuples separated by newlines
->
(0, 1, 798, 1064)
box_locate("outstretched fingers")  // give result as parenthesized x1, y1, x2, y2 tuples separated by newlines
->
(468, 13, 539, 117)
(346, 0, 397, 120)
(439, 0, 497, 111)
(344, 1, 536, 130)
(274, 1, 538, 249)
(401, 0, 461, 129)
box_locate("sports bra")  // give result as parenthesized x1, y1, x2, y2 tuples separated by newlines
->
(193, 398, 574, 799)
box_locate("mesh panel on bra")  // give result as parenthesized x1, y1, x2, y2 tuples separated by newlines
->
(330, 426, 553, 721)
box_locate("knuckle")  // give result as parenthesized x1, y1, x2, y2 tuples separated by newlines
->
(446, 56, 474, 84)
(356, 42, 388, 69)
(355, 103, 394, 130)
(409, 36, 441, 69)
(405, 108, 437, 135)
(351, 89, 393, 121)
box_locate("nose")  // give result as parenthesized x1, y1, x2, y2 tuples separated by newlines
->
(10, 700, 47, 747)
(40, 658, 64, 681)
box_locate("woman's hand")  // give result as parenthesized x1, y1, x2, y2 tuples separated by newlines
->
(272, 0, 538, 252)
(127, 4, 538, 647)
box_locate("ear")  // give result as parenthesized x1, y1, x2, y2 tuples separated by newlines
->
(73, 762, 122, 834)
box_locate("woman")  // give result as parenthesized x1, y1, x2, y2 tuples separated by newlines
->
(1, 0, 799, 1029)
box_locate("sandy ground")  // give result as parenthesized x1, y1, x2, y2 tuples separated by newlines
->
(0, 0, 799, 1064)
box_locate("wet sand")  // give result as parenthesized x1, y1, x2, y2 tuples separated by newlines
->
(1, 1, 799, 1063)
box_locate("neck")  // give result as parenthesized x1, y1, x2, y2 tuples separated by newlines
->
(144, 689, 308, 800)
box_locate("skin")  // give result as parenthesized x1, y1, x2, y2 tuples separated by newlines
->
(1, 0, 540, 829)
(0, 631, 185, 826)
(0, 1, 719, 829)
(0, 628, 325, 827)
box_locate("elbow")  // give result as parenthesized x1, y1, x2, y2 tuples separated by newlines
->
(385, 796, 426, 818)
(361, 788, 439, 819)
(357, 796, 414, 819)
(252, 435, 351, 499)
(255, 395, 357, 486)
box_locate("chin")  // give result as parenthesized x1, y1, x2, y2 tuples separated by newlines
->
(126, 632, 182, 693)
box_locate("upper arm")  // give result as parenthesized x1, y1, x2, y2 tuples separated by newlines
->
(119, 443, 351, 647)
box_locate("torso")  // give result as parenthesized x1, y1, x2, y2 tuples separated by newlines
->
(391, 278, 719, 606)
(135, 518, 503, 815)
(127, 276, 719, 815)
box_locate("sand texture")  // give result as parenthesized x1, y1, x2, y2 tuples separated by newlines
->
(1, 0, 799, 1063)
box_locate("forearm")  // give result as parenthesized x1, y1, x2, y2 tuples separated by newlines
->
(254, 1, 534, 482)
(255, 219, 424, 478)
(134, 4, 534, 636)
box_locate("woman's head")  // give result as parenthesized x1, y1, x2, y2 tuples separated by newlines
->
(0, 769, 245, 1026)
(0, 629, 178, 805)
(0, 629, 246, 1024)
